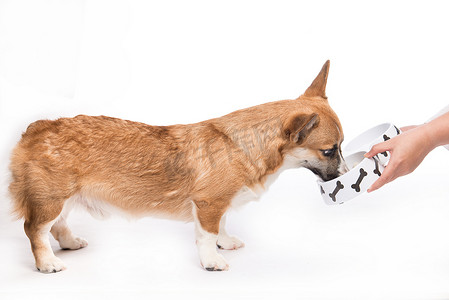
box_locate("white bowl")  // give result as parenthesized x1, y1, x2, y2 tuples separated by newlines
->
(317, 123, 401, 205)
(318, 152, 384, 205)
(344, 123, 401, 166)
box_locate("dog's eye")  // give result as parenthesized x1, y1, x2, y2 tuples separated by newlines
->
(321, 148, 336, 157)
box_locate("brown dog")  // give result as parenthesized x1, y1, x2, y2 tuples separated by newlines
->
(9, 60, 346, 273)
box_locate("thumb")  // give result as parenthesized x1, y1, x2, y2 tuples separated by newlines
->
(364, 140, 391, 158)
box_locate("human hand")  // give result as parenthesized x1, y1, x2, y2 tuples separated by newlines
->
(364, 124, 435, 192)
(399, 125, 417, 132)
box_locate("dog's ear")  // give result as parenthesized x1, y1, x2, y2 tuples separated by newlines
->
(286, 113, 320, 144)
(303, 60, 330, 99)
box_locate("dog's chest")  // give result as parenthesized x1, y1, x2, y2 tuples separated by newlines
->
(230, 185, 264, 209)
(230, 162, 291, 209)
(229, 153, 302, 209)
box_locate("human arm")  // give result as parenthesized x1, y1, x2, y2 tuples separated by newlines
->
(364, 110, 449, 192)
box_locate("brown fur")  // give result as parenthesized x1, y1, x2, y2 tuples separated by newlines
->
(9, 60, 344, 270)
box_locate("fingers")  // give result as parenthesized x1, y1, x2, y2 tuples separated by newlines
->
(364, 140, 391, 158)
(364, 141, 393, 192)
(367, 164, 396, 193)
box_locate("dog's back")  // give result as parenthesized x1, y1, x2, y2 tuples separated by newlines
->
(9, 115, 206, 222)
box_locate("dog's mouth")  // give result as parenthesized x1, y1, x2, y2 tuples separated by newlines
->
(307, 165, 346, 182)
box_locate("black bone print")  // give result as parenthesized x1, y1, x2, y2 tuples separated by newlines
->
(373, 156, 381, 177)
(320, 186, 325, 195)
(351, 168, 368, 192)
(380, 134, 391, 157)
(329, 181, 344, 202)
(394, 125, 400, 135)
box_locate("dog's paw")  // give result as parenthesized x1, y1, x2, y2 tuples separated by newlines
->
(201, 253, 229, 271)
(36, 256, 66, 273)
(217, 235, 245, 250)
(60, 236, 88, 250)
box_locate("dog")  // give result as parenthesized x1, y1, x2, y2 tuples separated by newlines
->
(9, 60, 347, 273)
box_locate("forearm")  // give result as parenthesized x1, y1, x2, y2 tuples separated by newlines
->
(423, 111, 449, 149)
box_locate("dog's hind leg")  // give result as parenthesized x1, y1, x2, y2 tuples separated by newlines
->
(217, 214, 245, 250)
(24, 203, 67, 273)
(192, 201, 229, 271)
(15, 169, 77, 273)
(50, 201, 88, 250)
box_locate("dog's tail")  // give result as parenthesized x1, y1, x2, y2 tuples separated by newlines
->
(9, 143, 30, 220)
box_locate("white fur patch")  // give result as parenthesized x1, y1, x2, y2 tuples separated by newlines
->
(37, 255, 66, 273)
(230, 148, 316, 209)
(68, 194, 123, 220)
(67, 187, 192, 221)
(230, 186, 263, 209)
(192, 204, 229, 271)
(218, 215, 245, 250)
(64, 192, 143, 221)
(35, 220, 67, 273)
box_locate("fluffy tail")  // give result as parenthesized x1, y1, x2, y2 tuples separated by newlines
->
(8, 144, 29, 220)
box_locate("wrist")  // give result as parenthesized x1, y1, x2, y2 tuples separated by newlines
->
(421, 122, 441, 150)
(422, 110, 449, 149)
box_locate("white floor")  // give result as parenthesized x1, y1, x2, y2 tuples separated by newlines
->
(1, 1, 449, 299)
(1, 148, 449, 300)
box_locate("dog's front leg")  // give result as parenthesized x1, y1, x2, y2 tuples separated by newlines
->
(192, 202, 229, 271)
(217, 214, 245, 250)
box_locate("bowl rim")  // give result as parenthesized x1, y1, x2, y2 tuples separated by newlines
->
(344, 122, 394, 153)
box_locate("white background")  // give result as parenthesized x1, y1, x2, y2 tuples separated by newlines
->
(1, 1, 449, 299)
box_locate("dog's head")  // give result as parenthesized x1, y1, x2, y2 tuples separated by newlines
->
(282, 60, 348, 181)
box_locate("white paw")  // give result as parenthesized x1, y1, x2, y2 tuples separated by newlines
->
(60, 236, 88, 250)
(217, 235, 245, 250)
(36, 256, 66, 273)
(201, 253, 229, 271)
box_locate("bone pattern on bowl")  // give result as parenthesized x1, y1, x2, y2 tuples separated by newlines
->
(318, 150, 386, 205)
(326, 155, 382, 204)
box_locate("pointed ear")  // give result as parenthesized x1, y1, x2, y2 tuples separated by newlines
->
(286, 113, 320, 144)
(303, 60, 330, 99)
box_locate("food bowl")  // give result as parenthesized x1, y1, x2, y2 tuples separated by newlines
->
(317, 123, 401, 205)
(318, 152, 384, 205)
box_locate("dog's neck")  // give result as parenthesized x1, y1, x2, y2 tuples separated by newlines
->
(207, 112, 290, 186)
